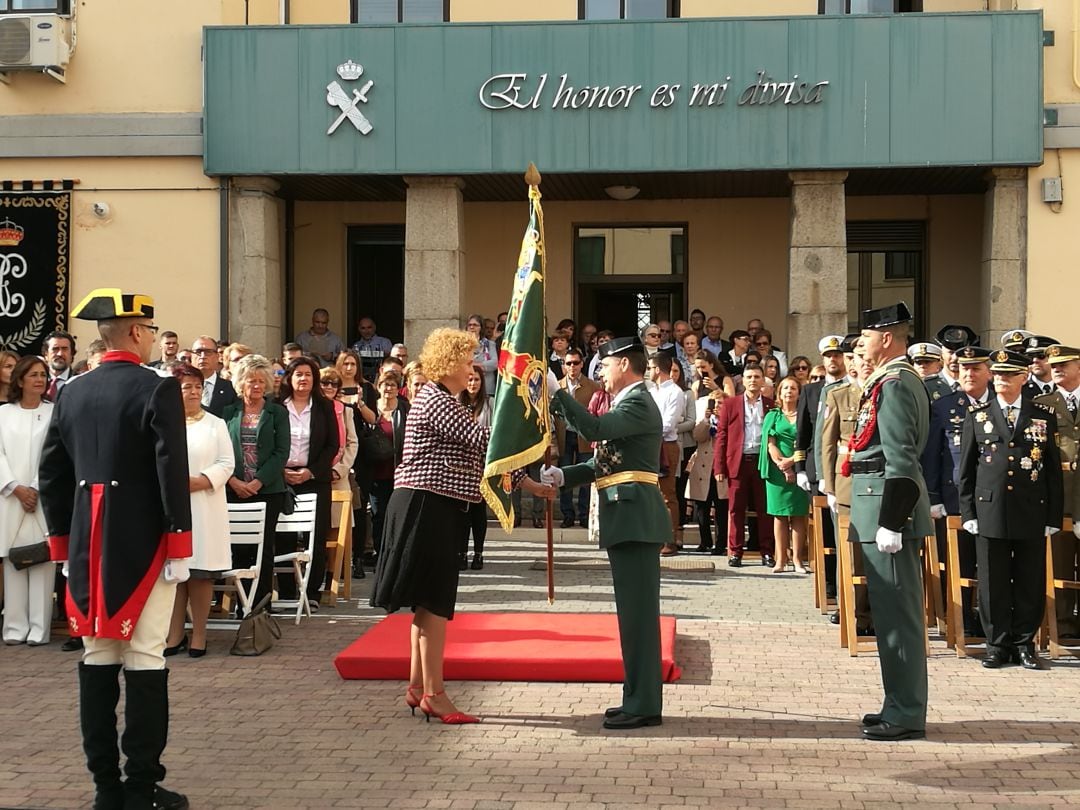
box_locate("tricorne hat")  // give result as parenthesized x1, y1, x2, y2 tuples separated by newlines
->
(860, 302, 912, 331)
(72, 288, 154, 321)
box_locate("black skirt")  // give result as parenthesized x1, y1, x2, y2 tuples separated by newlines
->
(369, 487, 470, 620)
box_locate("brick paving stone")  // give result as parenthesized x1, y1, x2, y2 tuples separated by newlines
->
(1, 530, 1079, 809)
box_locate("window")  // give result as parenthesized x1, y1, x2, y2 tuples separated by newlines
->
(846, 221, 926, 338)
(351, 0, 447, 23)
(575, 226, 685, 276)
(0, 0, 70, 13)
(819, 0, 921, 12)
(579, 0, 679, 20)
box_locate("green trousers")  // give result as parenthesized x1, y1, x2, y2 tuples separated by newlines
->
(860, 537, 928, 731)
(607, 541, 663, 717)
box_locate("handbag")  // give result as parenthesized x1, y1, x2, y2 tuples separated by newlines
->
(281, 484, 298, 516)
(360, 421, 395, 464)
(230, 594, 282, 656)
(8, 540, 51, 571)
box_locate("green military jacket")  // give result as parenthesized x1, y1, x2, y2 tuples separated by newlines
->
(1035, 389, 1080, 518)
(552, 382, 672, 549)
(849, 356, 933, 543)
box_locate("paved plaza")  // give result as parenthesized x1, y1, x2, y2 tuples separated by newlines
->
(2, 528, 1079, 809)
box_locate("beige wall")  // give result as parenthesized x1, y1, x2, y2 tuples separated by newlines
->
(288, 0, 350, 24)
(451, 0, 577, 21)
(0, 157, 220, 355)
(1027, 0, 1080, 105)
(1027, 151, 1079, 338)
(682, 0, 815, 16)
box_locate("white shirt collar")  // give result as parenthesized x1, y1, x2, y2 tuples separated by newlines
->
(613, 380, 643, 407)
(996, 394, 1022, 411)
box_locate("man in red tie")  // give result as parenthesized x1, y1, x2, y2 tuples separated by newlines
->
(713, 363, 775, 567)
(43, 330, 76, 401)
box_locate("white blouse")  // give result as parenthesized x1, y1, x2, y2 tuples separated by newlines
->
(185, 412, 236, 572)
(0, 401, 53, 556)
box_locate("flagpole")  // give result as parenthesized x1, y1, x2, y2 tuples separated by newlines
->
(525, 162, 555, 605)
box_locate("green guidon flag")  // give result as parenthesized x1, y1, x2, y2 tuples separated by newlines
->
(480, 176, 551, 532)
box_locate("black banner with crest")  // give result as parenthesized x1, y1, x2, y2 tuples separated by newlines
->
(0, 192, 70, 357)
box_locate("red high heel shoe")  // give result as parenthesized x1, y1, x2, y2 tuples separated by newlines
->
(419, 691, 480, 724)
(405, 685, 423, 716)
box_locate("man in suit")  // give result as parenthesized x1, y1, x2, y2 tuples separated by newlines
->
(713, 363, 775, 567)
(190, 335, 236, 417)
(43, 329, 76, 401)
(1024, 335, 1059, 397)
(959, 349, 1063, 670)
(542, 336, 672, 730)
(922, 345, 994, 638)
(909, 342, 952, 403)
(848, 302, 932, 742)
(39, 289, 192, 810)
(1036, 343, 1080, 638)
(554, 347, 599, 528)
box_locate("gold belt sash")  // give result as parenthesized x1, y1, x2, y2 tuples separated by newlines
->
(595, 470, 660, 490)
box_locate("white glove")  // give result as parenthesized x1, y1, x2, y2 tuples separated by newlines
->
(540, 465, 564, 489)
(962, 520, 979, 535)
(930, 504, 947, 520)
(1074, 523, 1080, 540)
(826, 492, 838, 514)
(874, 527, 903, 555)
(1045, 526, 1060, 537)
(796, 472, 811, 493)
(164, 559, 190, 584)
(61, 560, 69, 579)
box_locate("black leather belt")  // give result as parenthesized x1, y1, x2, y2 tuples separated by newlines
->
(848, 458, 885, 474)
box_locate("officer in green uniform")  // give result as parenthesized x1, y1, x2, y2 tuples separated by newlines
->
(846, 303, 933, 742)
(542, 336, 672, 730)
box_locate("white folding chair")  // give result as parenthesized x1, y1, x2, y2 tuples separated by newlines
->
(273, 492, 319, 625)
(213, 501, 268, 619)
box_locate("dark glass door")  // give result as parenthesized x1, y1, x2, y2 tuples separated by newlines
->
(347, 225, 405, 346)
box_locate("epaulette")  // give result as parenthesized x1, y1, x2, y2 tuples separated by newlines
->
(1034, 401, 1055, 413)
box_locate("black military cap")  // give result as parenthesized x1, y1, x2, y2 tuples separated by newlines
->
(72, 288, 155, 321)
(597, 336, 644, 359)
(935, 324, 979, 351)
(1023, 335, 1059, 358)
(1046, 344, 1080, 364)
(955, 345, 994, 365)
(860, 302, 912, 330)
(989, 349, 1031, 374)
(840, 333, 861, 353)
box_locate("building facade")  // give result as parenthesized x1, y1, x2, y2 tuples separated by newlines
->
(0, 0, 1074, 360)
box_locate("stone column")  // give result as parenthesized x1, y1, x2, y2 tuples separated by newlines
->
(980, 167, 1028, 346)
(403, 176, 466, 351)
(228, 176, 283, 354)
(787, 171, 849, 359)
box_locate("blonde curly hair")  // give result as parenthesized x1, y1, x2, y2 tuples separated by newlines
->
(232, 354, 275, 396)
(418, 328, 478, 383)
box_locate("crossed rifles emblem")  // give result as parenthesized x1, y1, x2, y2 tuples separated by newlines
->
(327, 59, 374, 136)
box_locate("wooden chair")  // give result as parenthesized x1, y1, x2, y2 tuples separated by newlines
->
(809, 496, 836, 613)
(321, 489, 353, 606)
(836, 514, 877, 655)
(212, 501, 268, 619)
(943, 515, 985, 657)
(1045, 515, 1080, 659)
(923, 521, 947, 638)
(272, 492, 319, 625)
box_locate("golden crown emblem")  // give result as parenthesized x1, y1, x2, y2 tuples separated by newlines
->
(0, 219, 24, 247)
(1047, 345, 1061, 357)
(827, 337, 839, 348)
(995, 350, 1008, 362)
(1009, 331, 1023, 342)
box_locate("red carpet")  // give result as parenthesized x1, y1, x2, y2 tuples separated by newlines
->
(334, 612, 682, 683)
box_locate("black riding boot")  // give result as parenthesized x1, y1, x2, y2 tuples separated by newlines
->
(79, 662, 124, 810)
(121, 669, 188, 810)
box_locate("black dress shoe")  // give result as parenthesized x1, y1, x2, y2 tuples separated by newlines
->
(153, 786, 189, 810)
(862, 721, 925, 741)
(562, 516, 576, 529)
(727, 556, 742, 568)
(604, 705, 623, 719)
(1016, 648, 1047, 670)
(711, 546, 727, 556)
(352, 560, 366, 579)
(603, 712, 663, 730)
(163, 637, 188, 657)
(982, 649, 1013, 669)
(470, 554, 484, 571)
(61, 636, 83, 652)
(861, 712, 882, 727)
(829, 612, 840, 625)
(695, 543, 712, 554)
(458, 555, 468, 571)
(762, 554, 776, 567)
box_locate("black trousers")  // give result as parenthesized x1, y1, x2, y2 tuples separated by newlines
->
(227, 490, 284, 607)
(461, 500, 487, 558)
(694, 475, 728, 549)
(976, 535, 1046, 653)
(276, 479, 332, 602)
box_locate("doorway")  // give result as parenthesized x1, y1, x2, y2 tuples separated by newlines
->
(577, 283, 685, 337)
(347, 225, 405, 346)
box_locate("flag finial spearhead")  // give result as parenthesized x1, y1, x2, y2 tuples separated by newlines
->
(525, 162, 541, 187)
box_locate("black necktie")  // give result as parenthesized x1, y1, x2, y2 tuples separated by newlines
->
(1005, 405, 1017, 430)
(1067, 394, 1077, 415)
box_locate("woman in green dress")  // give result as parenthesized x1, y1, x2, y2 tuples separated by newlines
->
(758, 376, 810, 574)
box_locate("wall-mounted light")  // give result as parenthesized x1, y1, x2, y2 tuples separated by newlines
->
(604, 185, 640, 201)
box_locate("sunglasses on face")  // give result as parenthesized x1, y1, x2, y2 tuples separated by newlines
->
(793, 365, 809, 371)
(563, 360, 581, 366)
(810, 375, 825, 382)
(320, 381, 340, 388)
(645, 332, 660, 338)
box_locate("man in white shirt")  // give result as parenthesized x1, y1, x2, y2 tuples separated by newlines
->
(648, 353, 685, 555)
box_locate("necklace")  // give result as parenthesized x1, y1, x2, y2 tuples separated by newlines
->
(186, 410, 205, 424)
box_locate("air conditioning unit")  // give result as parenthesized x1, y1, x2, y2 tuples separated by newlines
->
(0, 14, 71, 79)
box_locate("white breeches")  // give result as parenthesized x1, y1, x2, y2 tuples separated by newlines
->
(83, 574, 177, 671)
(2, 561, 56, 645)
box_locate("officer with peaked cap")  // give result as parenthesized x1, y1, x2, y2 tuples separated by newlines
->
(959, 349, 1062, 670)
(847, 302, 932, 741)
(542, 336, 671, 730)
(921, 345, 995, 639)
(39, 289, 192, 810)
(1036, 344, 1080, 638)
(936, 324, 980, 393)
(1001, 328, 1035, 352)
(909, 342, 951, 402)
(1023, 335, 1059, 397)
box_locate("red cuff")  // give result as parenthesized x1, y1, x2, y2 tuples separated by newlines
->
(48, 534, 69, 561)
(165, 530, 192, 560)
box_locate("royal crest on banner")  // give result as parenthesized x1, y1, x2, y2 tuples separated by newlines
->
(0, 192, 70, 356)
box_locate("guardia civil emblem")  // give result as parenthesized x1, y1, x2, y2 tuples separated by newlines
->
(326, 60, 374, 135)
